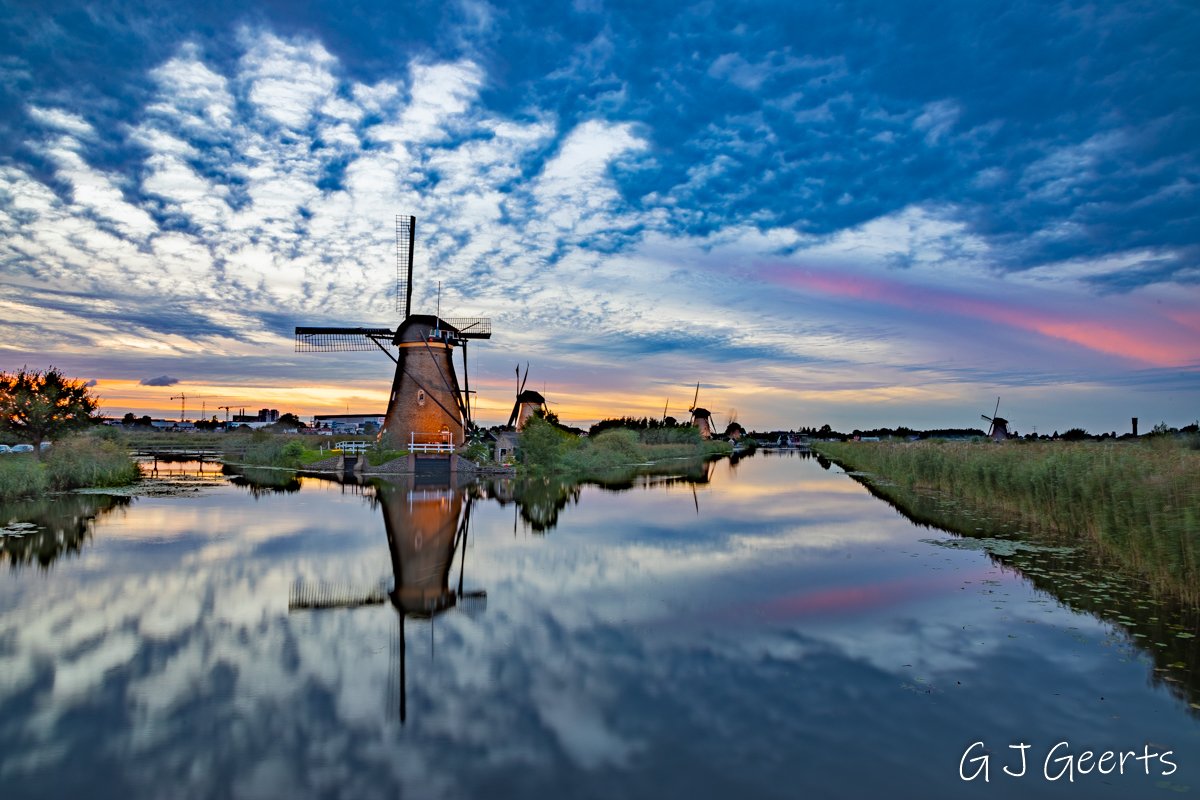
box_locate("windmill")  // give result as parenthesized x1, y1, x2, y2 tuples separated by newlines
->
(688, 382, 714, 440)
(981, 396, 1010, 442)
(506, 363, 547, 431)
(723, 408, 745, 441)
(295, 215, 491, 449)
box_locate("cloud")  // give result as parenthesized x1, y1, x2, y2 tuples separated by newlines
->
(0, 5, 1197, 430)
(84, 379, 98, 387)
(140, 375, 180, 387)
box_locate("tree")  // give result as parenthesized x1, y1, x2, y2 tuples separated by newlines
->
(267, 412, 306, 431)
(0, 367, 99, 456)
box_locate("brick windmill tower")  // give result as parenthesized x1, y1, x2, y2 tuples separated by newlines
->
(295, 216, 491, 449)
(506, 363, 547, 431)
(981, 396, 1010, 442)
(688, 381, 715, 440)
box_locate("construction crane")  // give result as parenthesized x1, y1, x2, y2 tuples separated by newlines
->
(170, 394, 187, 422)
(218, 405, 233, 423)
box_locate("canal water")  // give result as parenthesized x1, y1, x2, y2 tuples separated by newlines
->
(0, 452, 1196, 799)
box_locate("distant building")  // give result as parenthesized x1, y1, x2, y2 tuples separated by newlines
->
(149, 419, 195, 431)
(312, 414, 386, 435)
(231, 409, 281, 424)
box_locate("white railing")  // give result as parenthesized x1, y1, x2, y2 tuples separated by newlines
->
(410, 431, 455, 453)
(335, 441, 371, 454)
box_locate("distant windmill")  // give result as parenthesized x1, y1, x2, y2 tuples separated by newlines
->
(981, 397, 1010, 442)
(295, 215, 491, 449)
(507, 363, 547, 431)
(688, 382, 714, 440)
(724, 408, 744, 441)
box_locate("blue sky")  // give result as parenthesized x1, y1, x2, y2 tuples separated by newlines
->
(0, 0, 1197, 432)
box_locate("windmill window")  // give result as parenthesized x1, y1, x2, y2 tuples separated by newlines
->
(417, 389, 426, 406)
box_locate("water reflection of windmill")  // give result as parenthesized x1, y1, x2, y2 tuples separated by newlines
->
(981, 396, 1010, 442)
(294, 215, 492, 448)
(288, 476, 484, 723)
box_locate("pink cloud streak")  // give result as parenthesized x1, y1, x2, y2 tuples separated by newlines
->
(763, 267, 1198, 367)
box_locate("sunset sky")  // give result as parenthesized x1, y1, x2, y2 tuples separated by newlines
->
(1, 1, 1197, 434)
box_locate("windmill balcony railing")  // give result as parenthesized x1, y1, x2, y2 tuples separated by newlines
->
(410, 432, 456, 454)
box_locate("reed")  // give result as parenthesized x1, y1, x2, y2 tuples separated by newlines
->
(0, 435, 139, 501)
(0, 454, 49, 501)
(815, 439, 1200, 605)
(43, 435, 140, 491)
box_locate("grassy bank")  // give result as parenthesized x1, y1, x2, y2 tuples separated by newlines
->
(221, 431, 363, 468)
(519, 417, 732, 475)
(814, 439, 1200, 605)
(0, 434, 139, 501)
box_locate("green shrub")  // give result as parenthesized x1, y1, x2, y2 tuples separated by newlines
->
(518, 416, 580, 472)
(236, 436, 324, 469)
(366, 445, 409, 466)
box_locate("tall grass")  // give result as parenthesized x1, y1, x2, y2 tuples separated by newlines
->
(815, 439, 1200, 604)
(44, 436, 140, 490)
(0, 435, 139, 501)
(0, 454, 49, 501)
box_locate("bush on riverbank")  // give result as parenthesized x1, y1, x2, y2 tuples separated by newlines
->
(222, 432, 338, 469)
(44, 436, 140, 491)
(814, 439, 1200, 604)
(0, 434, 138, 501)
(519, 417, 732, 475)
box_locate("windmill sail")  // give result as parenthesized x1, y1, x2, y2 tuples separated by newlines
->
(396, 214, 415, 319)
(439, 317, 492, 339)
(295, 327, 396, 352)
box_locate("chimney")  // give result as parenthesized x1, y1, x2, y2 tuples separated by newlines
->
(1132, 417, 1138, 437)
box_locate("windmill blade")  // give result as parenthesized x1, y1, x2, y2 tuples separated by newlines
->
(981, 414, 994, 422)
(992, 396, 1001, 421)
(519, 363, 530, 395)
(691, 381, 699, 411)
(396, 214, 416, 320)
(506, 399, 520, 428)
(441, 317, 492, 339)
(295, 327, 396, 352)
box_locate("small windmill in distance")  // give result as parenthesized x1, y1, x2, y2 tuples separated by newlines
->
(507, 364, 547, 431)
(688, 382, 714, 440)
(981, 397, 1010, 442)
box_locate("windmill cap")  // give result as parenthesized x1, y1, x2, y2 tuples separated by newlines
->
(691, 407, 711, 416)
(395, 314, 462, 343)
(517, 390, 545, 403)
